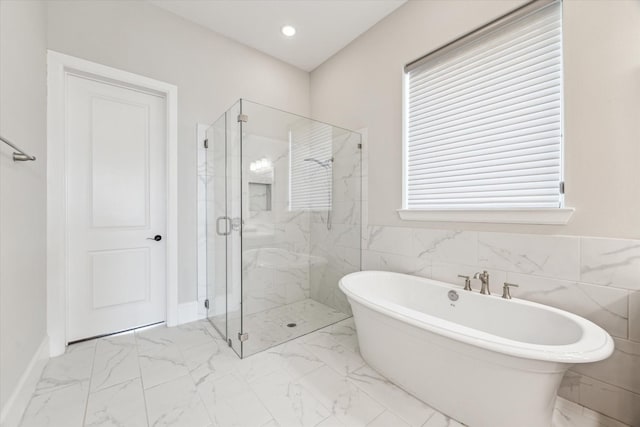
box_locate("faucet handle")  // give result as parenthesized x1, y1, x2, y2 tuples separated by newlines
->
(502, 282, 519, 299)
(457, 275, 472, 291)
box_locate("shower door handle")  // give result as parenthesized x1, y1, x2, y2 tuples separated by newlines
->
(216, 216, 232, 236)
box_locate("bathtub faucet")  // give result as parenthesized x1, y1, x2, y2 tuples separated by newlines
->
(473, 271, 491, 295)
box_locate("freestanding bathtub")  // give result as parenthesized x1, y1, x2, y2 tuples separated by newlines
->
(339, 271, 614, 427)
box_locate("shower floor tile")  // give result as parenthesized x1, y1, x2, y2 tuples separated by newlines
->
(19, 317, 627, 427)
(242, 298, 350, 356)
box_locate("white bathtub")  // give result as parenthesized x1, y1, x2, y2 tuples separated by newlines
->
(339, 271, 614, 427)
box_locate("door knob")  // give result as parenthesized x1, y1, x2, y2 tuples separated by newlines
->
(147, 235, 162, 241)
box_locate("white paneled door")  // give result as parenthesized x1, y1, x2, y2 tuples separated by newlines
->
(66, 74, 167, 342)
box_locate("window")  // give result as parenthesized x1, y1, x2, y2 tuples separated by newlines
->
(289, 121, 333, 211)
(401, 0, 573, 224)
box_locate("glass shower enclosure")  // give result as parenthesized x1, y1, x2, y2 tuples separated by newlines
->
(205, 99, 361, 358)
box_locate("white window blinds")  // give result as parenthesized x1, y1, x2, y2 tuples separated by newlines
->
(404, 0, 563, 210)
(289, 122, 333, 211)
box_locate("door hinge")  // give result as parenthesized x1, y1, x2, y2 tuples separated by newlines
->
(559, 181, 565, 194)
(227, 338, 232, 347)
(357, 143, 362, 149)
(204, 299, 209, 309)
(238, 332, 248, 342)
(204, 138, 208, 149)
(237, 114, 248, 123)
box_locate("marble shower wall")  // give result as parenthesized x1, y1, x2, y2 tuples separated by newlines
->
(362, 225, 640, 425)
(309, 131, 362, 315)
(242, 135, 311, 317)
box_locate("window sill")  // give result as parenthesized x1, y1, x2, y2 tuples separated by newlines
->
(396, 208, 575, 225)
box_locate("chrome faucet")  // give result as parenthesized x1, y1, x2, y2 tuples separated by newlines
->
(473, 270, 491, 295)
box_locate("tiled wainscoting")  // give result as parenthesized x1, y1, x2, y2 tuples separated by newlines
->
(362, 225, 640, 426)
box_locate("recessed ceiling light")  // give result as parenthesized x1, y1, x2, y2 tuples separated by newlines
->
(281, 25, 296, 37)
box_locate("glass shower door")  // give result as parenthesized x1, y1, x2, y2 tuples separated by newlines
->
(206, 114, 228, 341)
(226, 102, 244, 357)
(206, 102, 244, 357)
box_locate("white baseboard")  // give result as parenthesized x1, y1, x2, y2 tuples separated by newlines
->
(177, 301, 205, 325)
(0, 336, 49, 427)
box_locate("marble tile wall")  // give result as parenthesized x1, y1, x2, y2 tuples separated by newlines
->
(242, 135, 312, 316)
(309, 130, 362, 315)
(361, 225, 640, 425)
(200, 127, 314, 332)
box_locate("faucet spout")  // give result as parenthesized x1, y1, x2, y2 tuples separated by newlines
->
(473, 271, 491, 295)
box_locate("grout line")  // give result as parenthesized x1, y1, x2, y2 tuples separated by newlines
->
(245, 357, 331, 426)
(189, 373, 214, 426)
(171, 330, 215, 426)
(81, 337, 99, 426)
(242, 376, 285, 427)
(627, 290, 631, 342)
(365, 411, 389, 427)
(573, 371, 640, 399)
(578, 236, 584, 283)
(343, 364, 434, 427)
(133, 330, 152, 427)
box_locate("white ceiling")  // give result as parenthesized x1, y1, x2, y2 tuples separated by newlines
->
(149, 0, 406, 71)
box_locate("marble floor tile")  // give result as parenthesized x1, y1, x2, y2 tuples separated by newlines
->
(135, 325, 177, 355)
(90, 333, 139, 392)
(259, 420, 281, 427)
(249, 368, 331, 427)
(299, 365, 385, 427)
(316, 415, 346, 426)
(138, 344, 189, 390)
(182, 339, 240, 386)
(145, 375, 211, 427)
(170, 320, 221, 351)
(234, 340, 325, 384)
(368, 410, 411, 427)
(20, 381, 89, 427)
(96, 330, 136, 348)
(301, 332, 365, 375)
(84, 378, 147, 427)
(16, 317, 628, 427)
(348, 365, 435, 427)
(553, 397, 629, 427)
(196, 371, 274, 427)
(229, 350, 284, 384)
(36, 345, 95, 394)
(308, 318, 359, 354)
(421, 411, 466, 427)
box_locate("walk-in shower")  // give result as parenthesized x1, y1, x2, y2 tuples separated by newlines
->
(204, 99, 361, 358)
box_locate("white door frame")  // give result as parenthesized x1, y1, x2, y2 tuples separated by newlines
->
(46, 51, 179, 357)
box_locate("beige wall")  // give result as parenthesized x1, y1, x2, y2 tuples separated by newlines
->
(46, 0, 311, 303)
(0, 0, 48, 411)
(310, 0, 640, 239)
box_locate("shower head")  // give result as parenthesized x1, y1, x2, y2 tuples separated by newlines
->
(303, 157, 334, 168)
